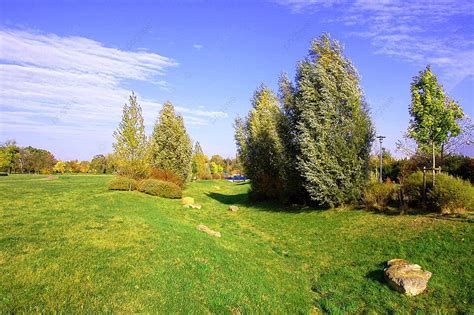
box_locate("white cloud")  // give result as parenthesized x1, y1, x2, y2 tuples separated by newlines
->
(193, 43, 203, 50)
(0, 28, 228, 148)
(276, 0, 474, 87)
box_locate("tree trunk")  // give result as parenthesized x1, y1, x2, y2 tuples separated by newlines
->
(432, 141, 436, 187)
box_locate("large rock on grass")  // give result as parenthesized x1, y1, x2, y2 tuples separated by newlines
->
(384, 259, 432, 296)
(197, 224, 221, 238)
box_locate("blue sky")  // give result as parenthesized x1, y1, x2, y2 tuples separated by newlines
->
(0, 0, 473, 160)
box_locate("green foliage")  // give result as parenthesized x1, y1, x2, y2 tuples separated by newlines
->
(149, 101, 193, 183)
(428, 173, 474, 214)
(408, 66, 464, 176)
(401, 171, 473, 213)
(401, 171, 427, 207)
(90, 154, 108, 174)
(363, 182, 397, 211)
(112, 93, 149, 180)
(294, 34, 374, 207)
(277, 73, 306, 203)
(138, 178, 182, 199)
(409, 66, 464, 149)
(107, 176, 138, 191)
(369, 150, 402, 182)
(0, 140, 19, 173)
(210, 161, 223, 175)
(442, 155, 474, 183)
(20, 146, 56, 174)
(192, 152, 211, 180)
(234, 85, 284, 200)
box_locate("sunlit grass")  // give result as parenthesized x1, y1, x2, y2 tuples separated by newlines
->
(0, 175, 472, 313)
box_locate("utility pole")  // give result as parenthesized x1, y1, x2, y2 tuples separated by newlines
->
(376, 136, 386, 183)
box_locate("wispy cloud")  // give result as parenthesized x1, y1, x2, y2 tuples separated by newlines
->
(0, 28, 228, 145)
(276, 0, 474, 87)
(193, 43, 203, 50)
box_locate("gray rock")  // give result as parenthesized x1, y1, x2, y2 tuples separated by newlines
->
(384, 259, 432, 296)
(228, 205, 239, 212)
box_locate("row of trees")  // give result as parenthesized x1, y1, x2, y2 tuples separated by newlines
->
(112, 93, 242, 183)
(235, 34, 469, 207)
(0, 140, 120, 175)
(235, 34, 374, 207)
(191, 142, 241, 179)
(112, 93, 192, 182)
(0, 140, 56, 174)
(52, 155, 118, 174)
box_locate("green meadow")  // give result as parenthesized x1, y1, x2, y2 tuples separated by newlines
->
(0, 175, 472, 313)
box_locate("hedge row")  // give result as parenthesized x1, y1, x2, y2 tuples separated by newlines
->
(107, 177, 182, 199)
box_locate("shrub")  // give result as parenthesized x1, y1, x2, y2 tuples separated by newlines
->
(363, 182, 396, 211)
(428, 174, 474, 214)
(211, 173, 222, 180)
(199, 173, 212, 180)
(138, 179, 182, 199)
(149, 168, 184, 187)
(401, 171, 430, 207)
(108, 176, 138, 191)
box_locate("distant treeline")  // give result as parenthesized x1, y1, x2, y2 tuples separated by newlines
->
(0, 140, 241, 177)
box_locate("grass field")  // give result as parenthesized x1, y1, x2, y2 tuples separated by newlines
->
(0, 174, 472, 313)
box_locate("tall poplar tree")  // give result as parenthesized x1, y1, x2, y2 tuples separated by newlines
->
(235, 85, 284, 200)
(408, 66, 464, 185)
(294, 34, 374, 207)
(112, 93, 149, 180)
(149, 101, 193, 183)
(278, 73, 306, 203)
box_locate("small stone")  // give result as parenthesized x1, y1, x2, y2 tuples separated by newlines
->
(384, 258, 432, 296)
(181, 197, 194, 206)
(228, 205, 239, 212)
(190, 204, 202, 209)
(197, 224, 221, 238)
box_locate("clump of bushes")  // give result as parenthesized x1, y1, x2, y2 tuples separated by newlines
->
(108, 176, 138, 191)
(400, 171, 429, 207)
(428, 173, 474, 214)
(149, 168, 184, 188)
(138, 179, 182, 199)
(363, 181, 397, 211)
(400, 171, 473, 214)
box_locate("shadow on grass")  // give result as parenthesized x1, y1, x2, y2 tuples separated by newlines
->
(206, 191, 324, 213)
(365, 261, 388, 286)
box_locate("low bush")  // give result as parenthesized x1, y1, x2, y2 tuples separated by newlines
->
(138, 179, 182, 199)
(149, 168, 184, 187)
(401, 171, 430, 207)
(199, 173, 212, 180)
(108, 176, 138, 191)
(211, 173, 222, 180)
(429, 174, 474, 214)
(363, 182, 396, 211)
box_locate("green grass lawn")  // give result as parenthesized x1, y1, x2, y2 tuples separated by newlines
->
(0, 175, 472, 313)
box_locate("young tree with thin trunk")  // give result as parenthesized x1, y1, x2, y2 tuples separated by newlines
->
(112, 92, 149, 180)
(408, 66, 464, 186)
